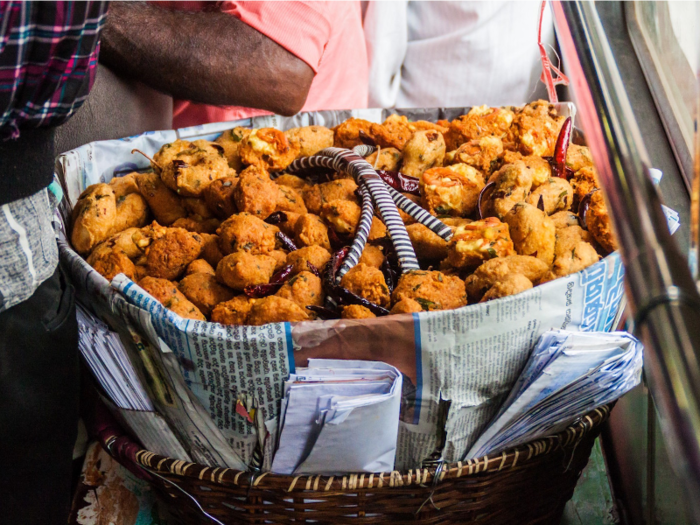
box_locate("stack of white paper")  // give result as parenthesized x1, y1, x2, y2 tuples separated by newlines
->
(467, 330, 643, 459)
(271, 359, 403, 476)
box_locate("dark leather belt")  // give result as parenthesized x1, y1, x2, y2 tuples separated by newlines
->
(0, 126, 56, 206)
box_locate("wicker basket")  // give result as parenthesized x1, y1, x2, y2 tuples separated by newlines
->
(103, 404, 612, 525)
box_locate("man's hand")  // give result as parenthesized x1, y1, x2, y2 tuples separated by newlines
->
(100, 2, 315, 115)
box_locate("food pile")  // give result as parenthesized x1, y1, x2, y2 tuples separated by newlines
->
(71, 101, 616, 325)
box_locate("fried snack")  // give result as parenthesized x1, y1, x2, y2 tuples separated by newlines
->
(211, 295, 257, 326)
(503, 203, 556, 266)
(178, 273, 235, 316)
(112, 192, 149, 232)
(420, 166, 484, 217)
(366, 147, 402, 171)
(135, 172, 188, 226)
(409, 120, 449, 134)
(215, 126, 250, 171)
(269, 249, 288, 271)
(275, 174, 308, 191)
(203, 177, 238, 220)
(370, 114, 414, 150)
(185, 258, 216, 276)
(285, 126, 334, 157)
(342, 305, 376, 319)
(587, 190, 617, 253)
(391, 270, 466, 311)
(445, 217, 515, 269)
(319, 179, 359, 205)
(216, 252, 276, 291)
(95, 227, 143, 260)
(397, 192, 420, 225)
(340, 263, 391, 307)
(87, 244, 136, 281)
(276, 185, 308, 214)
(146, 229, 204, 280)
(501, 151, 552, 187)
(359, 244, 385, 268)
(286, 245, 332, 275)
(550, 211, 580, 230)
(302, 185, 323, 214)
(277, 211, 302, 237)
(139, 276, 205, 320)
(480, 274, 533, 302)
(71, 183, 117, 254)
(320, 199, 361, 235)
(156, 139, 231, 197)
(109, 172, 140, 198)
(200, 233, 224, 268)
(390, 298, 423, 314)
(401, 130, 446, 178)
(294, 213, 331, 250)
(133, 265, 148, 281)
(217, 212, 278, 255)
(513, 100, 565, 156)
(526, 177, 573, 215)
(171, 216, 220, 234)
(333, 118, 374, 149)
(233, 165, 280, 218)
(247, 295, 309, 325)
(566, 144, 594, 173)
(368, 217, 387, 241)
(406, 223, 448, 261)
(463, 255, 549, 302)
(182, 197, 214, 219)
(240, 128, 300, 171)
(276, 271, 324, 312)
(545, 226, 600, 281)
(447, 136, 504, 175)
(444, 106, 515, 150)
(485, 161, 534, 219)
(570, 166, 599, 209)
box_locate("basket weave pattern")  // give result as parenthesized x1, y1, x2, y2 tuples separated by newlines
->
(126, 405, 611, 524)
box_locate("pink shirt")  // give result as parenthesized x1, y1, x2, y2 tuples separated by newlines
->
(158, 1, 368, 128)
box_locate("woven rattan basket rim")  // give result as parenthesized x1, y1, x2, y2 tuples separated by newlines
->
(132, 404, 611, 493)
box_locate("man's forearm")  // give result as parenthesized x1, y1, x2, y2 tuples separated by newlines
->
(100, 2, 314, 115)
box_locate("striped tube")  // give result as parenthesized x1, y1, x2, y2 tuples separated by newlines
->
(337, 183, 374, 280)
(386, 186, 454, 241)
(352, 145, 376, 157)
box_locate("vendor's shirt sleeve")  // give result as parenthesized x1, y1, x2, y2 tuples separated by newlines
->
(218, 1, 331, 74)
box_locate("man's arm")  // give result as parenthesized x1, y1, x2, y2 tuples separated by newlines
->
(100, 2, 315, 116)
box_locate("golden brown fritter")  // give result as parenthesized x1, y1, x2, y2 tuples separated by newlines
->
(480, 274, 533, 302)
(406, 223, 448, 260)
(275, 174, 309, 191)
(370, 114, 414, 150)
(409, 120, 449, 134)
(185, 258, 216, 276)
(503, 202, 556, 266)
(145, 229, 205, 280)
(182, 197, 214, 220)
(444, 106, 515, 151)
(156, 139, 231, 197)
(171, 216, 220, 234)
(570, 166, 599, 209)
(447, 136, 504, 175)
(368, 217, 388, 241)
(512, 100, 565, 156)
(333, 118, 374, 149)
(294, 213, 331, 250)
(484, 161, 534, 219)
(275, 271, 324, 312)
(203, 176, 239, 220)
(109, 173, 140, 199)
(178, 273, 235, 317)
(286, 245, 332, 275)
(445, 217, 514, 269)
(402, 130, 446, 178)
(390, 298, 423, 314)
(215, 127, 251, 171)
(247, 295, 309, 325)
(420, 166, 484, 217)
(135, 172, 188, 226)
(358, 244, 385, 268)
(391, 270, 466, 311)
(94, 227, 143, 260)
(302, 184, 323, 214)
(200, 233, 224, 268)
(526, 177, 573, 215)
(320, 199, 361, 235)
(72, 183, 117, 255)
(340, 263, 391, 307)
(550, 211, 580, 230)
(276, 185, 308, 214)
(211, 295, 257, 326)
(566, 144, 594, 173)
(217, 212, 278, 255)
(285, 126, 334, 157)
(545, 226, 600, 281)
(139, 276, 206, 321)
(87, 244, 136, 281)
(233, 165, 280, 218)
(276, 211, 302, 237)
(587, 190, 617, 253)
(269, 249, 289, 271)
(319, 179, 359, 205)
(463, 255, 549, 302)
(341, 305, 376, 319)
(240, 128, 300, 171)
(215, 252, 277, 291)
(501, 151, 552, 187)
(366, 147, 402, 171)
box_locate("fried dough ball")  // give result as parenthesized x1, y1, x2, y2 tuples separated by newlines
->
(276, 185, 308, 214)
(587, 190, 617, 253)
(294, 213, 330, 250)
(182, 197, 214, 220)
(341, 305, 376, 319)
(401, 130, 446, 178)
(397, 193, 421, 225)
(464, 255, 549, 302)
(485, 161, 534, 219)
(444, 106, 515, 150)
(369, 217, 387, 241)
(501, 151, 552, 187)
(171, 216, 220, 234)
(239, 128, 300, 171)
(139, 276, 206, 321)
(185, 259, 215, 276)
(87, 244, 136, 281)
(178, 273, 235, 317)
(146, 229, 204, 280)
(570, 166, 599, 209)
(333, 118, 374, 149)
(203, 177, 238, 220)
(216, 252, 277, 291)
(302, 185, 323, 214)
(550, 211, 580, 230)
(211, 295, 257, 326)
(72, 183, 117, 255)
(420, 166, 484, 217)
(480, 274, 533, 302)
(409, 120, 449, 134)
(503, 203, 556, 266)
(133, 265, 148, 282)
(276, 211, 302, 237)
(566, 144, 594, 173)
(445, 217, 515, 269)
(217, 212, 278, 255)
(286, 245, 332, 275)
(276, 271, 324, 312)
(200, 233, 224, 268)
(526, 177, 573, 215)
(156, 139, 231, 197)
(340, 263, 391, 307)
(275, 174, 308, 191)
(109, 173, 140, 198)
(390, 298, 423, 314)
(135, 172, 188, 226)
(358, 244, 385, 268)
(269, 249, 288, 271)
(95, 227, 143, 260)
(447, 136, 504, 175)
(392, 270, 466, 311)
(215, 127, 251, 171)
(285, 126, 334, 157)
(247, 295, 309, 325)
(366, 147, 402, 171)
(545, 226, 600, 281)
(233, 165, 280, 218)
(370, 114, 414, 150)
(513, 100, 565, 156)
(320, 199, 361, 235)
(319, 179, 359, 205)
(406, 223, 448, 261)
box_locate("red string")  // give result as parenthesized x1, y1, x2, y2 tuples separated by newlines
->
(538, 0, 569, 103)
